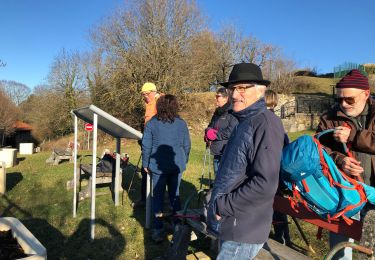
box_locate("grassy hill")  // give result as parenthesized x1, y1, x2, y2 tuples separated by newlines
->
(293, 76, 338, 95)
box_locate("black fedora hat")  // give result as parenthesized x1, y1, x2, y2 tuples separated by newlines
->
(219, 63, 271, 87)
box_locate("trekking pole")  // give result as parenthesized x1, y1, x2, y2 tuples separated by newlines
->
(124, 154, 142, 205)
(198, 145, 211, 204)
(207, 148, 212, 188)
(291, 216, 316, 254)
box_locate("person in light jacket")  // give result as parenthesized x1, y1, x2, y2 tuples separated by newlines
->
(142, 94, 191, 243)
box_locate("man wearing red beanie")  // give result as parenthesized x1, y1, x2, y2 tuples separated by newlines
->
(317, 69, 375, 259)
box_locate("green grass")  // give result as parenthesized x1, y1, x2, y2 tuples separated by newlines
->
(294, 76, 338, 95)
(1, 133, 329, 259)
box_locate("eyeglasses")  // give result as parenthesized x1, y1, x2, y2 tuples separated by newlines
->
(335, 91, 365, 105)
(142, 92, 151, 97)
(228, 84, 256, 94)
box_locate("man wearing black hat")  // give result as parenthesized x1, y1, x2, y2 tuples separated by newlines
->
(207, 63, 285, 259)
(317, 69, 375, 260)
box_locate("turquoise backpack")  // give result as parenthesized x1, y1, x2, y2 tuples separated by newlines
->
(281, 129, 375, 224)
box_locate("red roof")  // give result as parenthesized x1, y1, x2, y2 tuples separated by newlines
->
(14, 121, 33, 131)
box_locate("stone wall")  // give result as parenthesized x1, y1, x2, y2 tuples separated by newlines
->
(274, 93, 331, 133)
(282, 113, 321, 133)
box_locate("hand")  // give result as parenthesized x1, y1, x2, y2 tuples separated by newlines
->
(216, 214, 221, 221)
(143, 167, 149, 174)
(206, 128, 218, 141)
(341, 157, 363, 177)
(333, 126, 351, 143)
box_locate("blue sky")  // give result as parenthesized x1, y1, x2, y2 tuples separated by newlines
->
(1, 0, 374, 89)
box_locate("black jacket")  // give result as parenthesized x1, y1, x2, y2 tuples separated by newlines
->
(207, 103, 238, 156)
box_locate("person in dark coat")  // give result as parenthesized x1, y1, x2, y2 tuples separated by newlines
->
(142, 94, 191, 243)
(265, 89, 292, 246)
(205, 87, 238, 176)
(207, 63, 285, 259)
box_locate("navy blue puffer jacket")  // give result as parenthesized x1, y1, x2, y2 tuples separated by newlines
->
(207, 98, 285, 244)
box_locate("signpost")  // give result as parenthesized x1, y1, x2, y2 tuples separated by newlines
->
(85, 123, 93, 150)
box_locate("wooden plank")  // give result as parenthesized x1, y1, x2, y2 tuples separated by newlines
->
(273, 195, 363, 240)
(255, 239, 312, 260)
(186, 251, 211, 260)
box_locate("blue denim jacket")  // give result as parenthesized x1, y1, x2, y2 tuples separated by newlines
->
(142, 117, 191, 175)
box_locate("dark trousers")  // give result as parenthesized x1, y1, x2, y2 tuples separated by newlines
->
(273, 211, 291, 244)
(152, 173, 182, 229)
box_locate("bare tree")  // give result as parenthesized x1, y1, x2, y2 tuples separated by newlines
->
(0, 80, 31, 106)
(0, 59, 5, 67)
(0, 90, 19, 135)
(47, 49, 87, 135)
(214, 25, 243, 83)
(90, 0, 206, 125)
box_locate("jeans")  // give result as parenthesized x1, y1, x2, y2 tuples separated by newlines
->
(213, 155, 221, 176)
(152, 173, 182, 229)
(217, 240, 264, 260)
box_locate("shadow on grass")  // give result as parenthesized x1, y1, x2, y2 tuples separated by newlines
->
(62, 218, 126, 260)
(6, 172, 23, 192)
(1, 195, 126, 259)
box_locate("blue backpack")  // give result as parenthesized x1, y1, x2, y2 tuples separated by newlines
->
(281, 129, 375, 224)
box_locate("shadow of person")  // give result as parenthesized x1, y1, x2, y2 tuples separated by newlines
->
(0, 195, 66, 259)
(126, 145, 198, 259)
(63, 218, 126, 260)
(21, 218, 66, 259)
(5, 172, 23, 192)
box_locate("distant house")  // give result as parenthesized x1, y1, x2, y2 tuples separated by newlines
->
(3, 121, 38, 148)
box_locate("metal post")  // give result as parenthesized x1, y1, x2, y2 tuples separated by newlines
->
(146, 172, 151, 229)
(87, 131, 90, 150)
(73, 115, 78, 217)
(115, 138, 121, 206)
(90, 113, 98, 240)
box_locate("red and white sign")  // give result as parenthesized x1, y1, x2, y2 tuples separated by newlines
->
(85, 123, 93, 131)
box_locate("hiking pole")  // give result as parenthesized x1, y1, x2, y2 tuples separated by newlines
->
(291, 216, 316, 254)
(199, 146, 210, 191)
(124, 154, 142, 205)
(198, 146, 211, 204)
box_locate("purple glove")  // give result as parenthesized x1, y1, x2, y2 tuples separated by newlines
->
(206, 128, 218, 141)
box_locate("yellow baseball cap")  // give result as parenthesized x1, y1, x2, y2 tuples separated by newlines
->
(141, 82, 157, 93)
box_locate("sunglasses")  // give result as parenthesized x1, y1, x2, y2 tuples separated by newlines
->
(335, 91, 365, 105)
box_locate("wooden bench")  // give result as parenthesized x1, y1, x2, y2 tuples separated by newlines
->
(171, 208, 311, 260)
(78, 163, 123, 200)
(45, 148, 73, 165)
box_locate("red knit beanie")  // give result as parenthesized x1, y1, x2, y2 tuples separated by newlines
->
(336, 69, 369, 90)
